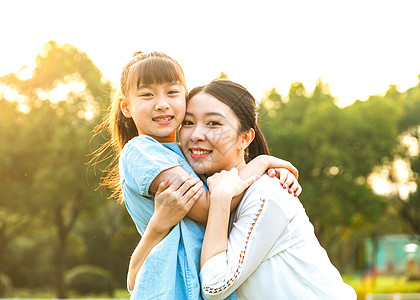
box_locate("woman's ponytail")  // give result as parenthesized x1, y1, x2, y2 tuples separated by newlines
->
(246, 124, 270, 163)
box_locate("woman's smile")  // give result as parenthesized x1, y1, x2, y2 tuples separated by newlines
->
(189, 147, 213, 159)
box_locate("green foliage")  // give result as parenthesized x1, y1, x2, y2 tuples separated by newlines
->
(216, 72, 229, 79)
(0, 41, 114, 297)
(65, 265, 113, 296)
(0, 40, 419, 294)
(258, 79, 402, 271)
(0, 272, 12, 296)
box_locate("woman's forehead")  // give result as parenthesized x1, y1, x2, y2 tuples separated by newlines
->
(187, 92, 231, 113)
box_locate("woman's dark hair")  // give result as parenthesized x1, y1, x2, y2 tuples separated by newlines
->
(187, 79, 269, 163)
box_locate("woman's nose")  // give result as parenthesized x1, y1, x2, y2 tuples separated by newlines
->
(190, 125, 206, 142)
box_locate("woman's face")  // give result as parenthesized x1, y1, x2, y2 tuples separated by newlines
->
(179, 92, 246, 176)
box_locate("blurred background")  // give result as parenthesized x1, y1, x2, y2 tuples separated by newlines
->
(0, 0, 419, 299)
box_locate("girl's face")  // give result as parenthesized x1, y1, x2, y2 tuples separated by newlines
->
(179, 92, 246, 176)
(121, 81, 186, 143)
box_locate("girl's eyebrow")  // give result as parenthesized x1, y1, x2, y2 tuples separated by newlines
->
(137, 81, 180, 90)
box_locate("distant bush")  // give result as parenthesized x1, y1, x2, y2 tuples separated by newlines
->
(0, 272, 12, 296)
(65, 265, 113, 295)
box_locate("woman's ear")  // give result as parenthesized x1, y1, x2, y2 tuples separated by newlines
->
(241, 128, 255, 150)
(120, 97, 131, 118)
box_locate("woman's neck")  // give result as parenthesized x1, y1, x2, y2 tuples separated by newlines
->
(204, 158, 247, 178)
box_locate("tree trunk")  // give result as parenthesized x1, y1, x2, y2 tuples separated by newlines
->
(54, 193, 81, 298)
(0, 224, 6, 273)
(55, 206, 68, 299)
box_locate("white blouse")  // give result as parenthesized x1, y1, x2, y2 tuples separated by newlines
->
(200, 175, 356, 300)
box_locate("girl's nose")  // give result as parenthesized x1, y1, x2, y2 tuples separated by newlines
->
(155, 95, 170, 111)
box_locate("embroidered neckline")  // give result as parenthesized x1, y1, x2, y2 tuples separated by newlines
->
(203, 198, 266, 294)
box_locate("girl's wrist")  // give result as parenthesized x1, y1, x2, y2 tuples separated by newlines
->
(147, 215, 171, 236)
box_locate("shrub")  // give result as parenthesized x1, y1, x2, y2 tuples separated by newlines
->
(0, 272, 12, 296)
(65, 265, 113, 295)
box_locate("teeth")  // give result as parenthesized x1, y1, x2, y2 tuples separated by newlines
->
(191, 150, 211, 155)
(154, 117, 172, 122)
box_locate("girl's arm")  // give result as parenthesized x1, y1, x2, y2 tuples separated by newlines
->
(149, 156, 301, 224)
(129, 161, 299, 291)
(127, 176, 203, 291)
(200, 170, 294, 299)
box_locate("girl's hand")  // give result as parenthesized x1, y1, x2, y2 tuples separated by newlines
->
(207, 168, 259, 200)
(149, 176, 204, 234)
(267, 168, 302, 197)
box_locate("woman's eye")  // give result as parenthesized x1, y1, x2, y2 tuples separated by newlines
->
(208, 121, 221, 126)
(183, 120, 194, 126)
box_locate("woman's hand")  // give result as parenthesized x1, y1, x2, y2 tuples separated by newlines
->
(149, 175, 204, 234)
(267, 168, 302, 197)
(207, 168, 259, 201)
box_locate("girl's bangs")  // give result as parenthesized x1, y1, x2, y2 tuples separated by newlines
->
(128, 57, 185, 90)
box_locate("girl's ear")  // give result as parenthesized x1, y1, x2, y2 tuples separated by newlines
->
(240, 128, 255, 151)
(120, 97, 131, 118)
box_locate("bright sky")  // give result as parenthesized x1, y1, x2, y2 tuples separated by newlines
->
(1, 0, 419, 106)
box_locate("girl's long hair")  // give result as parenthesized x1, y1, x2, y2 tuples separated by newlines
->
(90, 51, 187, 203)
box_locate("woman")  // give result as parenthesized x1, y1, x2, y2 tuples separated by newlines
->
(177, 79, 356, 299)
(170, 79, 355, 299)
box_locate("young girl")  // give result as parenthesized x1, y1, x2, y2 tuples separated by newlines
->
(93, 51, 301, 299)
(177, 79, 356, 299)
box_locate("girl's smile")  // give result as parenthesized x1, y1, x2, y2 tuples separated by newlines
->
(120, 81, 186, 143)
(152, 114, 174, 125)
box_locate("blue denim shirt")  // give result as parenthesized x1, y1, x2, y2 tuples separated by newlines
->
(120, 135, 237, 300)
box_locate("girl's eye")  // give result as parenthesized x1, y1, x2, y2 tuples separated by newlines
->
(208, 121, 221, 126)
(140, 93, 153, 97)
(183, 120, 194, 126)
(168, 90, 180, 95)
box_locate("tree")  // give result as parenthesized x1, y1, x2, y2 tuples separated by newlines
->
(0, 41, 112, 297)
(258, 80, 401, 271)
(0, 99, 36, 275)
(216, 72, 229, 79)
(384, 80, 420, 238)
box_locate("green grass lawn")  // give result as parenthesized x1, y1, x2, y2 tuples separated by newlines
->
(3, 288, 131, 299)
(344, 275, 420, 299)
(5, 278, 420, 299)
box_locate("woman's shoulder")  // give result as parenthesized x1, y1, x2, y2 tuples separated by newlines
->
(238, 174, 300, 218)
(245, 174, 288, 197)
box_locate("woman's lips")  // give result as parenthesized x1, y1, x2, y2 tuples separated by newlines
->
(189, 148, 212, 159)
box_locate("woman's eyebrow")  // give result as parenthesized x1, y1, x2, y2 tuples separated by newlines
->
(185, 112, 227, 119)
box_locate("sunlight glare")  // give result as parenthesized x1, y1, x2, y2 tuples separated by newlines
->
(48, 80, 87, 103)
(16, 66, 34, 81)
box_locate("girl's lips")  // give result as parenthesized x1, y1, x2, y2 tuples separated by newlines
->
(189, 148, 212, 159)
(152, 116, 174, 125)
